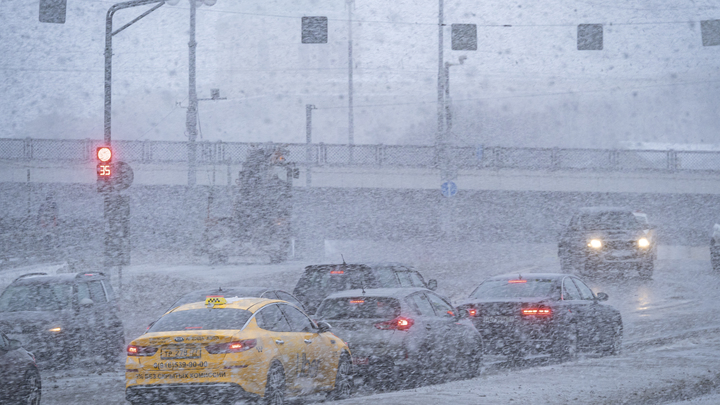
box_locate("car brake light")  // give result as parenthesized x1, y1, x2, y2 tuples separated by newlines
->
(127, 345, 158, 356)
(206, 339, 257, 354)
(350, 299, 364, 304)
(330, 270, 344, 275)
(522, 307, 552, 316)
(509, 279, 527, 283)
(374, 316, 414, 331)
(468, 309, 478, 317)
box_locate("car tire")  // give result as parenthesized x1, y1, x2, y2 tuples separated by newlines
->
(22, 368, 41, 405)
(607, 321, 623, 356)
(263, 362, 285, 405)
(460, 346, 483, 379)
(553, 324, 579, 362)
(327, 353, 353, 400)
(638, 261, 654, 280)
(104, 332, 125, 365)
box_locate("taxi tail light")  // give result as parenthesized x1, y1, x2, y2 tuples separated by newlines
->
(521, 307, 552, 316)
(467, 308, 478, 317)
(374, 316, 414, 331)
(127, 345, 158, 357)
(206, 339, 257, 354)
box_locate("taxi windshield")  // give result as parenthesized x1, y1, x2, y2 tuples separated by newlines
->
(149, 308, 253, 332)
(470, 279, 555, 299)
(0, 284, 73, 312)
(317, 297, 401, 319)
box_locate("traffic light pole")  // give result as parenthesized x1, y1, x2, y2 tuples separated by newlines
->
(104, 0, 166, 146)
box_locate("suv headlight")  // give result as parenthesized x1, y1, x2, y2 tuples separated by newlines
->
(588, 239, 602, 249)
(638, 238, 650, 248)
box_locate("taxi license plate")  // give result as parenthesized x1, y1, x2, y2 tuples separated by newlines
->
(160, 347, 202, 360)
(352, 357, 369, 366)
(483, 316, 515, 325)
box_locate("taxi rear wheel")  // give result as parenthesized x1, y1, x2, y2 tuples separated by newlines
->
(327, 353, 353, 400)
(263, 362, 285, 405)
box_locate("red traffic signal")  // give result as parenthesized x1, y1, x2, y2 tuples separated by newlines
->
(97, 147, 112, 163)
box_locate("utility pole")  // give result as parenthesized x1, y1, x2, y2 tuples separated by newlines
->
(437, 0, 445, 147)
(347, 0, 355, 162)
(186, 0, 199, 187)
(306, 104, 316, 187)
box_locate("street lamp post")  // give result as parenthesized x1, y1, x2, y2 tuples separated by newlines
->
(186, 0, 198, 186)
(104, 0, 167, 146)
(306, 104, 316, 187)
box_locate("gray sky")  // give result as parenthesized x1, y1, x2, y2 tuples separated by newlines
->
(1, 0, 720, 148)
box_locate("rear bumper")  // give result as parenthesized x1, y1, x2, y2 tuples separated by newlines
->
(126, 383, 254, 403)
(475, 322, 557, 356)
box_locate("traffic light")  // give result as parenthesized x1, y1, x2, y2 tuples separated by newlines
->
(97, 146, 113, 192)
(39, 0, 67, 24)
(577, 24, 603, 50)
(451, 24, 477, 51)
(701, 20, 720, 46)
(302, 17, 328, 44)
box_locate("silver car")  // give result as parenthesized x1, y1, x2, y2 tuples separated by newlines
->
(315, 288, 482, 389)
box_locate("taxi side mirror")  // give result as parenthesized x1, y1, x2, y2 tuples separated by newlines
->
(596, 292, 609, 302)
(316, 321, 331, 333)
(80, 298, 94, 307)
(456, 308, 469, 320)
(427, 279, 438, 291)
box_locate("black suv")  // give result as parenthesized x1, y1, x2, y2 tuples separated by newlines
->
(0, 330, 41, 404)
(0, 272, 125, 364)
(293, 263, 437, 314)
(558, 207, 656, 279)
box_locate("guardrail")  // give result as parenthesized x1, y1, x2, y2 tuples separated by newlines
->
(1, 138, 719, 172)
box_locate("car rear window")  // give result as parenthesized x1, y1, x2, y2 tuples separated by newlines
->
(0, 284, 73, 312)
(469, 278, 555, 299)
(316, 297, 401, 320)
(149, 308, 253, 332)
(296, 266, 369, 295)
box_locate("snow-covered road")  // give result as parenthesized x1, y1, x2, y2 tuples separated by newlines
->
(3, 245, 720, 404)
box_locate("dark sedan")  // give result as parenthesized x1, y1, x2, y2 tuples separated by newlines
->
(0, 331, 41, 404)
(315, 288, 482, 388)
(456, 273, 622, 361)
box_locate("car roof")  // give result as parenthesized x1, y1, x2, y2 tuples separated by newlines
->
(180, 287, 270, 298)
(171, 297, 281, 313)
(485, 273, 568, 281)
(10, 272, 105, 285)
(304, 263, 413, 271)
(576, 206, 632, 214)
(325, 287, 429, 299)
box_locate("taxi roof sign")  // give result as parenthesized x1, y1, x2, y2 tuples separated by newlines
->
(206, 296, 227, 307)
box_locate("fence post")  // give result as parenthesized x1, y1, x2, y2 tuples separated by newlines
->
(551, 147, 560, 171)
(667, 150, 678, 172)
(23, 138, 33, 161)
(609, 149, 619, 169)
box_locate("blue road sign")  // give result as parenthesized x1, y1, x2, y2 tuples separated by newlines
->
(441, 181, 457, 197)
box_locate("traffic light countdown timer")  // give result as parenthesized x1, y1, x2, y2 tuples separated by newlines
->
(96, 147, 133, 192)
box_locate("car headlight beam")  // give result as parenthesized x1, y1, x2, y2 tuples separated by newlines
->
(588, 239, 602, 249)
(638, 238, 650, 248)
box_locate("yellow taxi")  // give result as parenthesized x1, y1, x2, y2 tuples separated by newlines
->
(125, 297, 352, 405)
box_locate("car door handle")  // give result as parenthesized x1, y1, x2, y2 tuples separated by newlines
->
(275, 340, 284, 345)
(304, 339, 313, 344)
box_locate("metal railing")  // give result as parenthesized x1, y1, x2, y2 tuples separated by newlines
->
(1, 137, 719, 172)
